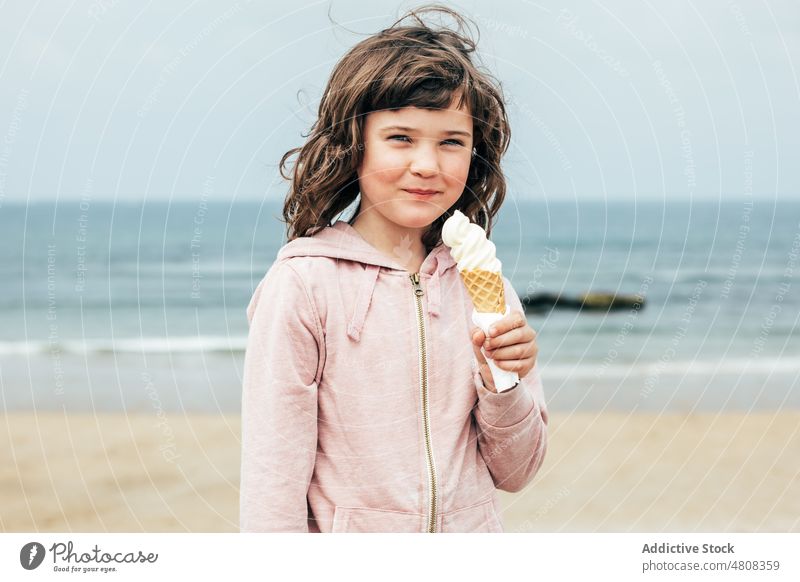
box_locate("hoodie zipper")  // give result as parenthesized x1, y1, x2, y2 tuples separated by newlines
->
(410, 272, 438, 533)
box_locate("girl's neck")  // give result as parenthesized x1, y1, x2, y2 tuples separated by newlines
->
(349, 214, 429, 273)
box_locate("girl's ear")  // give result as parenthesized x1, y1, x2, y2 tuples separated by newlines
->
(468, 155, 480, 181)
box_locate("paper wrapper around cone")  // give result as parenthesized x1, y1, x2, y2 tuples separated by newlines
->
(460, 269, 520, 392)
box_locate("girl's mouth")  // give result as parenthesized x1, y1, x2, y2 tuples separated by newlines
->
(404, 189, 440, 196)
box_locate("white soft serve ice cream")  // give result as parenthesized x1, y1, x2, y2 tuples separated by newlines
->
(441, 210, 502, 272)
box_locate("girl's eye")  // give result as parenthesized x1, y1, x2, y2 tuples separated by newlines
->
(388, 135, 464, 147)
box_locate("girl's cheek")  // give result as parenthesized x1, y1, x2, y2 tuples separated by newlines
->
(443, 158, 471, 185)
(378, 152, 411, 175)
(360, 153, 407, 183)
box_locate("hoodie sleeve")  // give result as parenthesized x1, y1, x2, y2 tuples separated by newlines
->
(240, 261, 323, 532)
(472, 277, 549, 493)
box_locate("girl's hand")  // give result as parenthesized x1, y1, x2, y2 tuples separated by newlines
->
(470, 310, 538, 393)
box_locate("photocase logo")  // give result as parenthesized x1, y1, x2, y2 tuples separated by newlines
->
(20, 542, 46, 570)
(392, 233, 414, 268)
(392, 234, 414, 266)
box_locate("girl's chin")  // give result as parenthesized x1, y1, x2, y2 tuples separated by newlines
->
(394, 210, 445, 229)
(401, 200, 448, 215)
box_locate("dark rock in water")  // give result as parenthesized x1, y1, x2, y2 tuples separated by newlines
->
(521, 292, 575, 311)
(578, 292, 646, 311)
(521, 291, 646, 313)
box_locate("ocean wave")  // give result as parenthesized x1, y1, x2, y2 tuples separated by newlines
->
(543, 357, 800, 378)
(1, 339, 797, 382)
(0, 336, 248, 355)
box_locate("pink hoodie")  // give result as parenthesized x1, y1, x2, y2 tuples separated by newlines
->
(240, 220, 549, 533)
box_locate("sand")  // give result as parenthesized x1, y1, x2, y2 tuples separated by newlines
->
(1, 411, 798, 532)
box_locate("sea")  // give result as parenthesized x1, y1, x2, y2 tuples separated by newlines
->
(1, 199, 798, 413)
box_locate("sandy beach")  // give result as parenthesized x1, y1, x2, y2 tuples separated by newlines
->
(1, 411, 798, 532)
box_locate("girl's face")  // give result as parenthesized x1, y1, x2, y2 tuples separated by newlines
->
(355, 98, 474, 235)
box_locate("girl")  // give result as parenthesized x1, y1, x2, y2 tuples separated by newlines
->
(240, 5, 548, 533)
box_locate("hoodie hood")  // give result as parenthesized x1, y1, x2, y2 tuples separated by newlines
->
(270, 220, 458, 341)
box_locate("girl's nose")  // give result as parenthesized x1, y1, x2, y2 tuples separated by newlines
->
(409, 144, 439, 177)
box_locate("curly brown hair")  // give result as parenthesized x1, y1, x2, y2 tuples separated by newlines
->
(279, 4, 511, 252)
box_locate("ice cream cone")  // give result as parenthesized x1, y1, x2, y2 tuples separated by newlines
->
(442, 210, 520, 392)
(460, 269, 506, 314)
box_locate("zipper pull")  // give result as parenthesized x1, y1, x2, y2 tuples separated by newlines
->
(410, 272, 424, 297)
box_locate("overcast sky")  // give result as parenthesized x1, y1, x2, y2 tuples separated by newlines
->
(0, 0, 797, 203)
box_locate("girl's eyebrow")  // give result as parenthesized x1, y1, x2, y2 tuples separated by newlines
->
(380, 125, 472, 138)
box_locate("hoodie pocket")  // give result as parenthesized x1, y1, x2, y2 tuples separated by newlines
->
(441, 498, 504, 533)
(331, 506, 425, 533)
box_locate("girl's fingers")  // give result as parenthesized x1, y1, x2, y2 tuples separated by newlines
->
(476, 325, 537, 381)
(483, 326, 533, 351)
(472, 338, 488, 365)
(485, 309, 528, 338)
(485, 342, 537, 361)
(494, 357, 535, 375)
(477, 362, 497, 392)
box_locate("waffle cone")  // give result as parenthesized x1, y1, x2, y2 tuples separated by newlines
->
(460, 269, 506, 314)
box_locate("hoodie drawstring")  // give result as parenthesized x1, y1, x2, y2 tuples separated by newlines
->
(346, 256, 449, 341)
(427, 270, 441, 318)
(347, 264, 381, 342)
